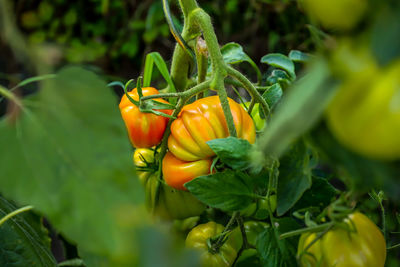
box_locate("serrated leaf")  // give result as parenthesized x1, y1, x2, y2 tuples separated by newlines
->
(0, 196, 57, 267)
(0, 66, 146, 265)
(185, 170, 254, 212)
(277, 140, 313, 216)
(207, 137, 253, 170)
(256, 218, 299, 267)
(261, 53, 295, 79)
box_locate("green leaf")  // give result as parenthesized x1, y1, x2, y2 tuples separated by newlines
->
(221, 42, 262, 82)
(234, 249, 262, 267)
(207, 137, 253, 170)
(0, 66, 145, 265)
(256, 218, 299, 267)
(14, 74, 56, 89)
(185, 170, 254, 212)
(277, 140, 313, 216)
(292, 176, 338, 212)
(254, 59, 336, 162)
(261, 53, 296, 79)
(288, 50, 311, 63)
(0, 196, 57, 267)
(143, 52, 176, 93)
(261, 83, 283, 114)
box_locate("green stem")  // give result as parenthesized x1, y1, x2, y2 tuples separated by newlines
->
(190, 8, 236, 137)
(280, 222, 334, 240)
(0, 85, 23, 108)
(226, 66, 270, 117)
(248, 98, 255, 114)
(0, 205, 34, 227)
(212, 211, 239, 253)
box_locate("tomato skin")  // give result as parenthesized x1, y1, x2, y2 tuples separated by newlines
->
(119, 87, 172, 148)
(232, 221, 269, 248)
(162, 152, 212, 190)
(297, 212, 386, 267)
(168, 95, 256, 162)
(326, 60, 400, 160)
(133, 149, 205, 220)
(301, 0, 367, 30)
(186, 222, 240, 267)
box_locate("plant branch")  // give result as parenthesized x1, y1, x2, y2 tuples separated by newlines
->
(226, 65, 270, 117)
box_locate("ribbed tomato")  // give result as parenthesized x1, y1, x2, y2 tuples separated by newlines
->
(168, 95, 256, 162)
(162, 152, 212, 190)
(119, 87, 172, 148)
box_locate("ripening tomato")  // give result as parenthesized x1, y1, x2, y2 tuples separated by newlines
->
(297, 212, 386, 267)
(119, 87, 172, 148)
(162, 152, 212, 190)
(168, 95, 256, 162)
(326, 59, 400, 160)
(186, 222, 241, 267)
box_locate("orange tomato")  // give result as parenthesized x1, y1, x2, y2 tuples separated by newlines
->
(119, 87, 172, 148)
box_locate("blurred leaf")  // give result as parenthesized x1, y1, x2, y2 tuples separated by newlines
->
(288, 50, 311, 63)
(207, 137, 253, 170)
(185, 170, 254, 212)
(0, 196, 57, 267)
(14, 74, 56, 89)
(371, 8, 400, 66)
(254, 59, 336, 163)
(0, 67, 146, 265)
(38, 2, 54, 23)
(310, 124, 400, 200)
(221, 42, 262, 82)
(277, 140, 313, 216)
(261, 53, 295, 79)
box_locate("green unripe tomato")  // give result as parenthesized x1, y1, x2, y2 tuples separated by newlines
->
(186, 222, 241, 267)
(253, 195, 277, 220)
(300, 0, 368, 30)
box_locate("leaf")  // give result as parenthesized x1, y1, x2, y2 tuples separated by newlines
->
(292, 176, 339, 212)
(207, 137, 253, 170)
(143, 52, 176, 93)
(277, 140, 313, 216)
(0, 196, 57, 267)
(14, 74, 56, 89)
(254, 59, 336, 164)
(0, 66, 147, 265)
(221, 42, 262, 82)
(260, 83, 283, 116)
(371, 8, 400, 66)
(256, 218, 299, 267)
(185, 170, 254, 212)
(288, 50, 311, 63)
(261, 53, 296, 79)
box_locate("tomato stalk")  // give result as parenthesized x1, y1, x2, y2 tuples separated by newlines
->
(210, 211, 239, 253)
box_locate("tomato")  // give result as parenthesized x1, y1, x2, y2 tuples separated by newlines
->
(133, 148, 205, 220)
(162, 151, 212, 190)
(133, 148, 157, 184)
(168, 95, 256, 162)
(300, 0, 367, 30)
(297, 212, 386, 267)
(186, 221, 241, 267)
(241, 102, 266, 131)
(119, 87, 172, 148)
(234, 221, 269, 248)
(326, 59, 400, 160)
